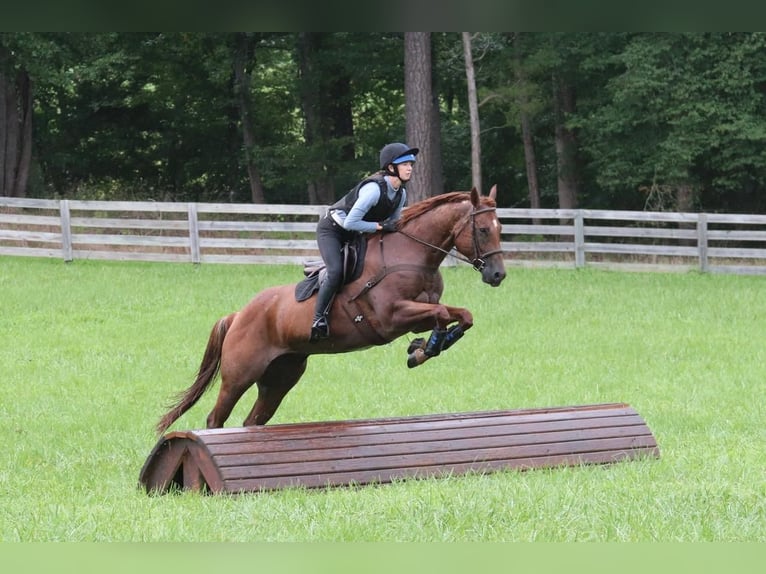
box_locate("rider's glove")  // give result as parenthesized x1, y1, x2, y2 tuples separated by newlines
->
(380, 220, 398, 233)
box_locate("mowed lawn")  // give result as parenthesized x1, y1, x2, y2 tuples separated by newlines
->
(0, 255, 764, 541)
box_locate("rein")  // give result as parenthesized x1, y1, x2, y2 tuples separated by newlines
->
(347, 203, 501, 304)
(345, 202, 502, 343)
(398, 205, 502, 272)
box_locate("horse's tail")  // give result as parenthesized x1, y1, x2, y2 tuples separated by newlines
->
(155, 313, 236, 436)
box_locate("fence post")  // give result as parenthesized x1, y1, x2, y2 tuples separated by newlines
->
(188, 203, 200, 264)
(59, 199, 73, 262)
(697, 213, 708, 273)
(574, 210, 585, 268)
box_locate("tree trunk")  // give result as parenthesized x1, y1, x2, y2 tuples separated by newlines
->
(676, 183, 694, 212)
(404, 32, 437, 203)
(462, 32, 482, 193)
(2, 69, 20, 196)
(0, 64, 32, 198)
(429, 84, 444, 195)
(233, 33, 265, 204)
(15, 70, 32, 198)
(552, 72, 578, 210)
(514, 34, 540, 219)
(0, 68, 8, 196)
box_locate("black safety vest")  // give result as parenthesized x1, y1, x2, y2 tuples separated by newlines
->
(330, 173, 405, 222)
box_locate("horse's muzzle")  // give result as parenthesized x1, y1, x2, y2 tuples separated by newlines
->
(481, 263, 506, 287)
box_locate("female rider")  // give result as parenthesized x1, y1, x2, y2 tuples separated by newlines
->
(310, 142, 418, 342)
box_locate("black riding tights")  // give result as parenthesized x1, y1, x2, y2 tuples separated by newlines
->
(314, 216, 356, 320)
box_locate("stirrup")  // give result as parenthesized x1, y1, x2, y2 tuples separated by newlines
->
(309, 316, 329, 342)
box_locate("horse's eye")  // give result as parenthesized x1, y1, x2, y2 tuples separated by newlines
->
(479, 227, 489, 235)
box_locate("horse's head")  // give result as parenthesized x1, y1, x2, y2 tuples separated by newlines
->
(453, 185, 506, 287)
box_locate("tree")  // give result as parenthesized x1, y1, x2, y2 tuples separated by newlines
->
(552, 71, 578, 209)
(404, 32, 441, 202)
(6, 32, 766, 214)
(233, 33, 265, 203)
(0, 45, 32, 197)
(548, 35, 581, 210)
(576, 33, 766, 212)
(297, 33, 355, 205)
(513, 33, 541, 214)
(0, 34, 60, 198)
(462, 33, 482, 193)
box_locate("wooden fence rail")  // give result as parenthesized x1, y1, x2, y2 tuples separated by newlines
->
(3, 196, 766, 275)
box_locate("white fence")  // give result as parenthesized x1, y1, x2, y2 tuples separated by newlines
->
(3, 196, 766, 275)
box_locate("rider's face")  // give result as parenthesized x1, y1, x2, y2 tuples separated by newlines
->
(394, 161, 415, 182)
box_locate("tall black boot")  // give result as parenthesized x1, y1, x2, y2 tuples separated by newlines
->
(310, 281, 335, 342)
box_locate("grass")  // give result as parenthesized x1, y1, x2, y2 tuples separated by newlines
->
(0, 256, 765, 541)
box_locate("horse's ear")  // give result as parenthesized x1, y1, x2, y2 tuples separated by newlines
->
(470, 187, 480, 207)
(489, 184, 497, 201)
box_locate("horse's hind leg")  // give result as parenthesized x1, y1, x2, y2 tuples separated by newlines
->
(206, 353, 270, 429)
(243, 353, 308, 426)
(206, 373, 254, 429)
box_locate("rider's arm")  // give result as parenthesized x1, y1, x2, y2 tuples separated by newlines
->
(387, 190, 406, 222)
(343, 182, 382, 233)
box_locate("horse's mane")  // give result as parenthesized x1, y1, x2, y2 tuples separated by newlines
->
(399, 191, 495, 227)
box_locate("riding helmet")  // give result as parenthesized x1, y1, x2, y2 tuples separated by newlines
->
(379, 142, 419, 169)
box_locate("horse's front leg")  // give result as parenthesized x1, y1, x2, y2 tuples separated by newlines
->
(407, 323, 466, 355)
(388, 301, 473, 368)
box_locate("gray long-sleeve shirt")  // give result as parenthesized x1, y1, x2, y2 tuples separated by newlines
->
(332, 178, 407, 233)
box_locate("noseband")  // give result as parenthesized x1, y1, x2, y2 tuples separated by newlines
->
(398, 205, 503, 272)
(453, 206, 504, 271)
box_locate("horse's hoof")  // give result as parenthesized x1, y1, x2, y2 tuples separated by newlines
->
(407, 338, 425, 354)
(407, 348, 427, 368)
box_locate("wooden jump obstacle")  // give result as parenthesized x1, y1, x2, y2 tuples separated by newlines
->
(139, 402, 659, 494)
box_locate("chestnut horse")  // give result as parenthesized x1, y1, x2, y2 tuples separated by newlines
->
(155, 186, 506, 434)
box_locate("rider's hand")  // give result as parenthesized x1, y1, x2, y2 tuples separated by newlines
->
(380, 221, 398, 233)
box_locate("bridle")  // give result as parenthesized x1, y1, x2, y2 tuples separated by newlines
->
(397, 205, 503, 272)
(348, 202, 502, 310)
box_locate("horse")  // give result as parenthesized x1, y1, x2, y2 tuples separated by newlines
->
(155, 185, 506, 435)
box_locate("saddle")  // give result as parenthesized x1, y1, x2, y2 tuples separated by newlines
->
(294, 234, 368, 302)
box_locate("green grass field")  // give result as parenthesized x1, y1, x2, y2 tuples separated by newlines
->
(1, 256, 764, 541)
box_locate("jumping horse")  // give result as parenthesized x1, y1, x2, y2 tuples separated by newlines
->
(155, 186, 506, 435)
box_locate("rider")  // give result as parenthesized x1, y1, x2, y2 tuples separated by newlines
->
(309, 142, 419, 342)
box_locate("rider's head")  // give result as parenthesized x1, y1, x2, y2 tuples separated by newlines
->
(379, 142, 419, 182)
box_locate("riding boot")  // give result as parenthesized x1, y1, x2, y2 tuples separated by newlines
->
(424, 328, 447, 357)
(310, 282, 335, 342)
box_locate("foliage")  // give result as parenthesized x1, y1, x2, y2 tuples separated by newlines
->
(3, 33, 766, 212)
(574, 33, 766, 211)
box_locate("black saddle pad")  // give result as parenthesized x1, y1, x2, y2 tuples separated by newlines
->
(294, 234, 368, 302)
(295, 271, 321, 302)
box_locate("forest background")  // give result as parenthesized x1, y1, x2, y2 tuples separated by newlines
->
(3, 32, 766, 214)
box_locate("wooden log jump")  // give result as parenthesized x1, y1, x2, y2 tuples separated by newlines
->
(139, 402, 659, 494)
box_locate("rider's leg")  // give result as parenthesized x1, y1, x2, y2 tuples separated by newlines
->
(311, 217, 345, 341)
(310, 281, 336, 340)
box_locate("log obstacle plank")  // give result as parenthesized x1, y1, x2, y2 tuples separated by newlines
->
(139, 402, 659, 494)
